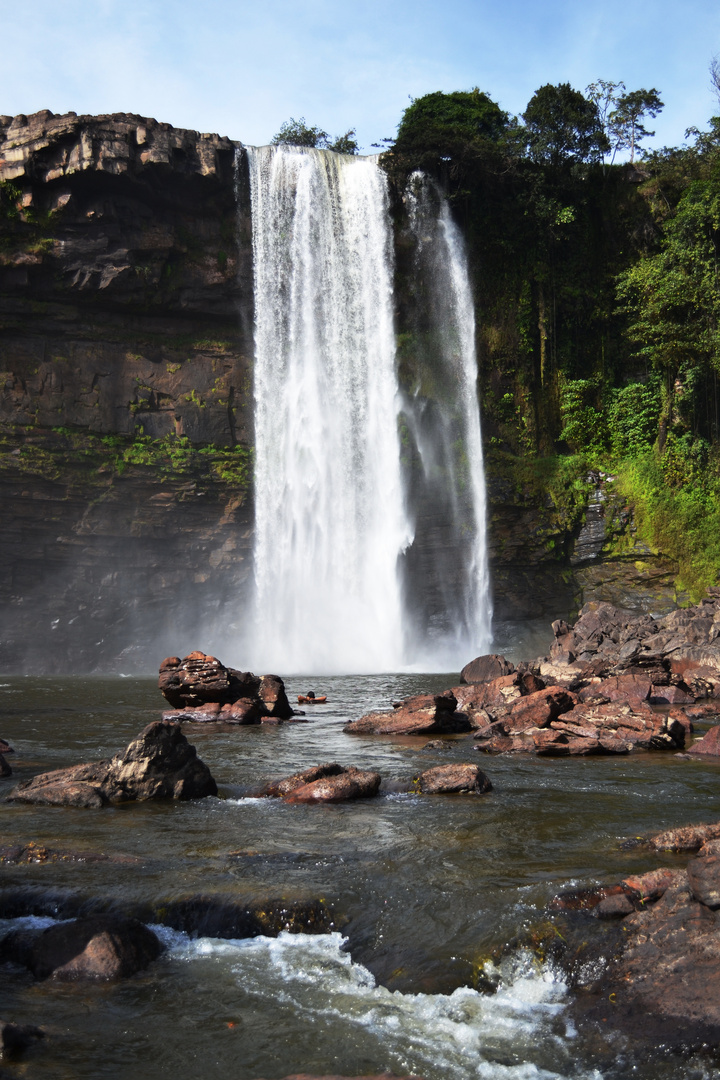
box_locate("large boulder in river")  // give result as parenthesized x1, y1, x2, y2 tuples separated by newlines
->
(460, 653, 514, 685)
(264, 763, 381, 803)
(0, 914, 163, 980)
(8, 721, 217, 806)
(158, 653, 293, 720)
(416, 764, 492, 794)
(344, 693, 470, 736)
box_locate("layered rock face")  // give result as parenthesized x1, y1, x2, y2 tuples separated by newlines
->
(0, 111, 256, 671)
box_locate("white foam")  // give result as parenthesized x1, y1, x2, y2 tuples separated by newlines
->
(156, 930, 601, 1079)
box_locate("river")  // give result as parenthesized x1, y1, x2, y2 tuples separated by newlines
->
(2, 665, 720, 1079)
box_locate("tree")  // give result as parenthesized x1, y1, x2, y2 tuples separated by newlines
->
(522, 83, 609, 167)
(586, 80, 626, 164)
(389, 89, 509, 178)
(270, 117, 359, 154)
(608, 89, 664, 163)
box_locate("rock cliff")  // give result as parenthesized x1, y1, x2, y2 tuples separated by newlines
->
(0, 110, 655, 671)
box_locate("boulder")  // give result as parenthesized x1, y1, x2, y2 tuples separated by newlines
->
(253, 1074, 425, 1080)
(283, 768, 381, 804)
(344, 694, 470, 736)
(687, 841, 720, 907)
(0, 739, 12, 755)
(8, 721, 217, 806)
(503, 687, 577, 731)
(0, 1020, 45, 1053)
(0, 755, 11, 778)
(1, 915, 163, 980)
(645, 821, 720, 852)
(459, 654, 514, 685)
(688, 724, 720, 756)
(265, 763, 346, 798)
(158, 652, 293, 721)
(416, 764, 492, 794)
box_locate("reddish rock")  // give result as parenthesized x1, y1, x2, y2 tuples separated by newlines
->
(594, 674, 652, 702)
(0, 915, 163, 980)
(344, 694, 469, 736)
(459, 653, 514, 685)
(265, 763, 345, 798)
(504, 687, 577, 732)
(687, 849, 720, 908)
(646, 821, 720, 851)
(283, 768, 381, 804)
(549, 883, 629, 912)
(649, 683, 695, 705)
(416, 764, 492, 794)
(8, 721, 217, 806)
(688, 725, 720, 756)
(622, 867, 687, 903)
(258, 674, 293, 719)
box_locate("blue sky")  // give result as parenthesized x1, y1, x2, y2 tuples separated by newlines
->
(2, 0, 719, 153)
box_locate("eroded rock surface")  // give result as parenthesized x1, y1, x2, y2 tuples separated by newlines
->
(263, 763, 381, 804)
(159, 653, 293, 722)
(344, 693, 470, 736)
(8, 720, 217, 806)
(416, 764, 492, 794)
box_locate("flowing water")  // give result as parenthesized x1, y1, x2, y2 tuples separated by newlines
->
(247, 145, 411, 674)
(245, 148, 491, 675)
(3, 674, 720, 1079)
(401, 174, 491, 665)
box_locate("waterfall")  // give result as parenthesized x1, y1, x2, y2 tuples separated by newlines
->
(244, 147, 491, 674)
(400, 173, 492, 663)
(246, 145, 412, 674)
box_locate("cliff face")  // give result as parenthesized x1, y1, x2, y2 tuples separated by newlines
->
(0, 110, 609, 672)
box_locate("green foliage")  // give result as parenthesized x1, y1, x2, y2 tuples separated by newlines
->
(392, 89, 509, 174)
(522, 83, 609, 167)
(608, 88, 664, 163)
(616, 450, 720, 599)
(558, 376, 608, 455)
(270, 117, 359, 154)
(0, 180, 21, 223)
(607, 381, 661, 456)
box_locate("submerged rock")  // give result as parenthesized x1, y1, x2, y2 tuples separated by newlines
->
(282, 767, 381, 804)
(8, 720, 217, 806)
(0, 755, 10, 778)
(0, 914, 163, 981)
(158, 653, 293, 721)
(157, 895, 334, 938)
(0, 1019, 45, 1054)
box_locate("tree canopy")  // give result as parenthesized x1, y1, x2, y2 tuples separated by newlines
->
(270, 117, 360, 154)
(522, 83, 609, 167)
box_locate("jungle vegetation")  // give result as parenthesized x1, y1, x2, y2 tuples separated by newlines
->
(382, 77, 720, 597)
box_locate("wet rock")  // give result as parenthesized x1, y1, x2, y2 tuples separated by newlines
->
(0, 755, 11, 778)
(283, 767, 382, 803)
(687, 724, 720, 756)
(1, 915, 163, 980)
(158, 653, 293, 721)
(503, 687, 577, 732)
(549, 884, 630, 912)
(264, 764, 346, 798)
(416, 763, 492, 794)
(157, 896, 333, 938)
(8, 721, 217, 806)
(0, 1020, 45, 1054)
(594, 892, 635, 918)
(687, 844, 720, 908)
(459, 653, 515, 685)
(0, 842, 136, 865)
(344, 693, 469, 736)
(0, 740, 13, 755)
(621, 867, 687, 903)
(644, 821, 720, 852)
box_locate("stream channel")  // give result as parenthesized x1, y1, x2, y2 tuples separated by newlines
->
(2, 640, 720, 1080)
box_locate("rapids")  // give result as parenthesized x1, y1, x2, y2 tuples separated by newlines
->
(3, 674, 720, 1079)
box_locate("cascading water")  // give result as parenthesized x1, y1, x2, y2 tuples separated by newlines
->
(245, 147, 491, 673)
(246, 145, 412, 674)
(400, 173, 492, 663)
